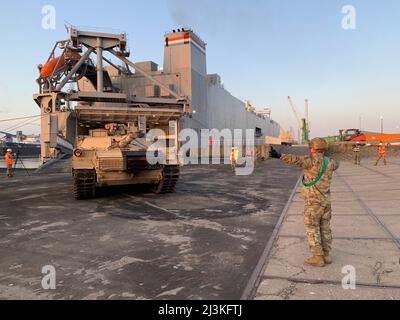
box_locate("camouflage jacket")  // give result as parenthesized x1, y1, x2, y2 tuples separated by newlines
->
(281, 153, 340, 205)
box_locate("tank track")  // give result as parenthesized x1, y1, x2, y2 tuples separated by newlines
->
(152, 166, 180, 194)
(73, 170, 96, 200)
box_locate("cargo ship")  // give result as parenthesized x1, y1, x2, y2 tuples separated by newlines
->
(35, 27, 285, 163)
(102, 28, 283, 154)
(0, 131, 41, 157)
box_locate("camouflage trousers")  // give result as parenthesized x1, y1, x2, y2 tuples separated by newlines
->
(374, 155, 387, 166)
(354, 152, 361, 165)
(6, 164, 13, 176)
(304, 203, 332, 256)
(231, 160, 237, 172)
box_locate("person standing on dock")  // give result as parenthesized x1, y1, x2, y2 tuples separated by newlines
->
(231, 147, 239, 173)
(5, 149, 14, 178)
(353, 142, 361, 165)
(269, 138, 340, 267)
(374, 141, 388, 166)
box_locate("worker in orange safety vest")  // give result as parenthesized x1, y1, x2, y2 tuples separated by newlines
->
(5, 149, 14, 178)
(374, 142, 388, 166)
(231, 147, 239, 173)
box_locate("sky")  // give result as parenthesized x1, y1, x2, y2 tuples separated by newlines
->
(0, 0, 399, 138)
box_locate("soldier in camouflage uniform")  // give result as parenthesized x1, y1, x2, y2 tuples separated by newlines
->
(270, 138, 340, 267)
(353, 142, 361, 165)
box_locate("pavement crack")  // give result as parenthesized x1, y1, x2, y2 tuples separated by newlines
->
(372, 261, 394, 285)
(278, 282, 297, 300)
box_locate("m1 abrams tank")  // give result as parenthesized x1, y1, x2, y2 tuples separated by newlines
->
(33, 28, 191, 199)
(72, 120, 181, 200)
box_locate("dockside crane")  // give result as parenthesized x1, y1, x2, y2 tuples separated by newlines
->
(288, 96, 309, 145)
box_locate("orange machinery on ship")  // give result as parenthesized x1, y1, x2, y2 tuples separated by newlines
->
(364, 133, 400, 143)
(340, 129, 400, 143)
(40, 49, 81, 79)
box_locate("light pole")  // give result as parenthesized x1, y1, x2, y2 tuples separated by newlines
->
(380, 116, 384, 134)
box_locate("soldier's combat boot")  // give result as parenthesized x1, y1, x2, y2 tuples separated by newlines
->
(323, 254, 332, 264)
(304, 255, 325, 267)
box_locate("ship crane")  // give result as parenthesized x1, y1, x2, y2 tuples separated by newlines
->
(288, 96, 309, 145)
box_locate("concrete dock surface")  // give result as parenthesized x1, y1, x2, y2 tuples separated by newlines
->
(256, 158, 400, 300)
(1, 149, 399, 300)
(0, 154, 303, 300)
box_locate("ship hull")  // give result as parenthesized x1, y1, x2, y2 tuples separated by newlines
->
(1, 142, 41, 158)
